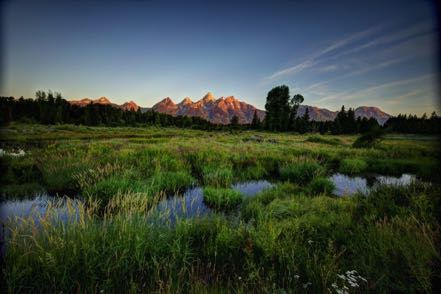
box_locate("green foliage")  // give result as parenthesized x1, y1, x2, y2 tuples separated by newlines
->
(366, 157, 439, 179)
(305, 135, 342, 145)
(352, 182, 440, 224)
(332, 106, 361, 134)
(264, 85, 291, 131)
(149, 170, 195, 193)
(308, 177, 335, 195)
(0, 182, 45, 198)
(279, 161, 324, 184)
(85, 170, 194, 202)
(85, 174, 148, 202)
(1, 124, 440, 293)
(339, 158, 368, 174)
(251, 110, 261, 129)
(202, 165, 234, 187)
(3, 90, 440, 134)
(352, 126, 385, 148)
(203, 187, 242, 210)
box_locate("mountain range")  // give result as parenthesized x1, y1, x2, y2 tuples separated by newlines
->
(68, 93, 391, 125)
(150, 92, 266, 124)
(69, 97, 140, 112)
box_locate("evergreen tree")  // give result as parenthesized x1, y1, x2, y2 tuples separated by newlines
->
(289, 94, 304, 131)
(346, 108, 356, 133)
(298, 107, 310, 134)
(230, 115, 239, 129)
(251, 110, 261, 129)
(303, 107, 310, 122)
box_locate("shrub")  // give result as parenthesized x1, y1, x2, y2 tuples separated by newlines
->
(339, 158, 368, 174)
(352, 126, 384, 148)
(279, 162, 323, 184)
(203, 187, 242, 210)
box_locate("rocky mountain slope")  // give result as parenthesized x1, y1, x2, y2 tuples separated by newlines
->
(296, 105, 391, 125)
(151, 92, 265, 124)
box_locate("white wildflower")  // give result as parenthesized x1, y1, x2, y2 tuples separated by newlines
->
(303, 282, 312, 289)
(332, 270, 367, 293)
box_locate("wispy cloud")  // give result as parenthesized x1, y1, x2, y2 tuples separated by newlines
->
(384, 89, 428, 105)
(305, 56, 410, 91)
(328, 21, 434, 61)
(316, 74, 434, 104)
(263, 21, 434, 82)
(314, 64, 339, 73)
(263, 24, 382, 81)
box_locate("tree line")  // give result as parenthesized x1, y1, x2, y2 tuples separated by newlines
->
(0, 91, 216, 130)
(258, 85, 440, 134)
(1, 87, 439, 134)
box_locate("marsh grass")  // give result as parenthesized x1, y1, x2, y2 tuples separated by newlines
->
(1, 124, 440, 292)
(3, 180, 440, 293)
(308, 176, 335, 195)
(202, 165, 234, 187)
(306, 135, 343, 146)
(339, 158, 368, 174)
(279, 161, 324, 184)
(203, 187, 243, 210)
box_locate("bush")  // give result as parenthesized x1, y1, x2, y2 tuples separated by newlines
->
(353, 126, 384, 148)
(279, 162, 323, 184)
(309, 177, 335, 195)
(339, 158, 368, 174)
(203, 187, 242, 210)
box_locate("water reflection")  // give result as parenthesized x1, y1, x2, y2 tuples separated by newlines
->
(0, 194, 82, 225)
(330, 173, 416, 196)
(0, 181, 274, 226)
(0, 194, 82, 256)
(150, 180, 274, 223)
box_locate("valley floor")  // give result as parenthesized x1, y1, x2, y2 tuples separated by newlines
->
(1, 123, 440, 293)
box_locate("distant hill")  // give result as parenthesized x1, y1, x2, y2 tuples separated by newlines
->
(68, 95, 391, 125)
(297, 105, 391, 125)
(69, 97, 140, 111)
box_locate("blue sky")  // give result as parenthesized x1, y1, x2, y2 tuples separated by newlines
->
(1, 0, 439, 115)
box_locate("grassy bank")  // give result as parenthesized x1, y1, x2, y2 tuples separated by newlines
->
(1, 123, 440, 292)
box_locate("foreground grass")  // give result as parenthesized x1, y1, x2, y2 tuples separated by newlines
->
(3, 183, 440, 293)
(1, 123, 440, 292)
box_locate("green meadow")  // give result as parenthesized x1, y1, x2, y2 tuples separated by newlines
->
(1, 123, 440, 293)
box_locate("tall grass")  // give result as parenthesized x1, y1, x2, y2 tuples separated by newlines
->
(308, 176, 335, 195)
(279, 161, 324, 184)
(1, 124, 440, 292)
(339, 158, 368, 174)
(203, 186, 242, 210)
(3, 182, 439, 292)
